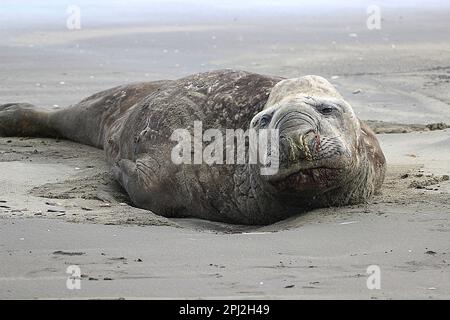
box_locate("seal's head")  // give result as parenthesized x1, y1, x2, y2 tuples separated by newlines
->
(250, 75, 385, 206)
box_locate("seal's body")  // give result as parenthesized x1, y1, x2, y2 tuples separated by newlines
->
(0, 70, 386, 225)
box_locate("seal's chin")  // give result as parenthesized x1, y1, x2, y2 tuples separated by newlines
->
(268, 167, 340, 192)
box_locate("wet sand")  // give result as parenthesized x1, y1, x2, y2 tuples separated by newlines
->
(1, 2, 450, 299)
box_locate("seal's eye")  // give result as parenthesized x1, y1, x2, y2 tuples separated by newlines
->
(259, 115, 271, 127)
(319, 105, 334, 115)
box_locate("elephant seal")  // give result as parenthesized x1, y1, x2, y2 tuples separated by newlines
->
(0, 69, 385, 225)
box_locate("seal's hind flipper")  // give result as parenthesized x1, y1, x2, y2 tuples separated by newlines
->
(0, 103, 58, 138)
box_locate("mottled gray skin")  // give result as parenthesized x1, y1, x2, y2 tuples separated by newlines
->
(0, 70, 385, 225)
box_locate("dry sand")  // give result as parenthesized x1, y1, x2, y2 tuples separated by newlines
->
(1, 2, 449, 299)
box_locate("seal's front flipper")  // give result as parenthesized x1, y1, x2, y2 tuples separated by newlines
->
(112, 159, 141, 202)
(0, 103, 58, 138)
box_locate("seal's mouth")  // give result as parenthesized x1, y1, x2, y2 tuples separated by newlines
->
(279, 129, 320, 164)
(269, 167, 339, 191)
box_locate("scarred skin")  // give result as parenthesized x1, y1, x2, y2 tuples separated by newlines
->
(0, 69, 386, 225)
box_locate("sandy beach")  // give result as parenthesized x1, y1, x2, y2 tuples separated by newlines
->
(0, 0, 449, 299)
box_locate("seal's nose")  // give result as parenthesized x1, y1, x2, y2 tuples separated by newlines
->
(294, 129, 317, 161)
(274, 108, 321, 163)
(279, 129, 318, 163)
